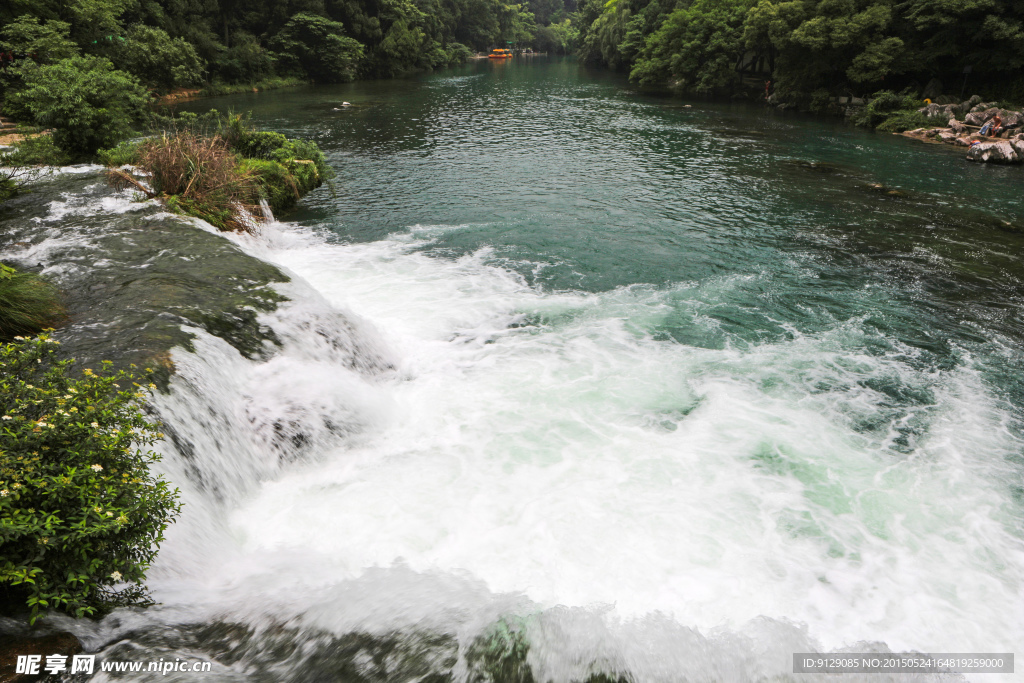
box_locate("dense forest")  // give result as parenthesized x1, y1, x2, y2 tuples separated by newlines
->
(1, 0, 1023, 160)
(577, 0, 1024, 100)
(0, 0, 576, 96)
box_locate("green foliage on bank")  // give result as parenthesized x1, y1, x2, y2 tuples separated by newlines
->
(5, 55, 151, 158)
(0, 335, 181, 624)
(0, 0, 581, 163)
(577, 0, 1024, 97)
(0, 0, 568, 95)
(850, 90, 931, 130)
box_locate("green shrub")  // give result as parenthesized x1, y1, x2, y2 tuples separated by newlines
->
(239, 158, 299, 213)
(96, 140, 142, 167)
(853, 90, 925, 128)
(0, 136, 71, 167)
(232, 130, 288, 160)
(0, 335, 181, 623)
(445, 42, 473, 65)
(269, 139, 328, 187)
(113, 24, 206, 93)
(875, 110, 934, 132)
(6, 56, 151, 158)
(0, 265, 66, 341)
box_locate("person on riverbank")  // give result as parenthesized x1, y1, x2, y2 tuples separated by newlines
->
(982, 114, 1003, 137)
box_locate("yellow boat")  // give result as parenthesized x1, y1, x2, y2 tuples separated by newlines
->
(488, 49, 513, 59)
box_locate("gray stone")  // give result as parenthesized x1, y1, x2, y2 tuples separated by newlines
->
(954, 136, 972, 146)
(938, 131, 957, 143)
(949, 118, 966, 133)
(967, 139, 1021, 163)
(1000, 111, 1023, 127)
(965, 108, 1000, 126)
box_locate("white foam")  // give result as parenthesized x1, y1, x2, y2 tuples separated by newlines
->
(143, 219, 1024, 680)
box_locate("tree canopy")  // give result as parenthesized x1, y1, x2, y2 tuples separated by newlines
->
(578, 0, 1024, 97)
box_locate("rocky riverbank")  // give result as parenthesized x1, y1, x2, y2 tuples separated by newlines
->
(900, 96, 1024, 164)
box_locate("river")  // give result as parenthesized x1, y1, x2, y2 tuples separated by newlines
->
(6, 56, 1024, 681)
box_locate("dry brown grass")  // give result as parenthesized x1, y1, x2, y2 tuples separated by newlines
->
(108, 132, 262, 233)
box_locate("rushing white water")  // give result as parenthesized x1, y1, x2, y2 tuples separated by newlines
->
(122, 213, 1024, 681)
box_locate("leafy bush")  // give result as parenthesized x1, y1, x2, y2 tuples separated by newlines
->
(238, 137, 328, 213)
(6, 56, 151, 158)
(231, 130, 288, 160)
(220, 113, 328, 211)
(0, 265, 66, 342)
(270, 13, 364, 83)
(113, 24, 206, 93)
(445, 42, 474, 65)
(0, 136, 71, 167)
(96, 140, 142, 167)
(876, 111, 934, 132)
(852, 90, 923, 128)
(238, 158, 298, 213)
(0, 335, 181, 623)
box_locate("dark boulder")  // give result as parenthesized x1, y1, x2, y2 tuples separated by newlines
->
(922, 78, 943, 101)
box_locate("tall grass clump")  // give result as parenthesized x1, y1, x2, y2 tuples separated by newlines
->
(109, 132, 262, 233)
(106, 112, 329, 230)
(0, 264, 66, 342)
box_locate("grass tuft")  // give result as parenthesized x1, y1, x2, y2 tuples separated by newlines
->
(0, 264, 67, 341)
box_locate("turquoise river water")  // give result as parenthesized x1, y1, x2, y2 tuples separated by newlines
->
(10, 57, 1024, 681)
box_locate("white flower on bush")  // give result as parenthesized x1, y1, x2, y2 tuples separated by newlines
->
(2, 416, 11, 420)
(106, 511, 114, 517)
(91, 422, 99, 428)
(110, 571, 122, 582)
(90, 464, 103, 472)
(1, 490, 8, 497)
